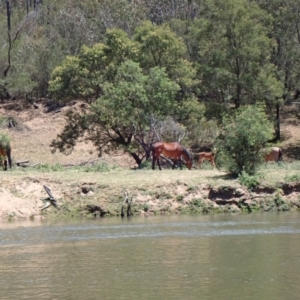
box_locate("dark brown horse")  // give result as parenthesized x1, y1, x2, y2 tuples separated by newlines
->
(151, 142, 192, 170)
(0, 146, 12, 170)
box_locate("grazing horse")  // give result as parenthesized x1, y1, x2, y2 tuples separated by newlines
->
(0, 146, 12, 170)
(197, 151, 216, 168)
(264, 147, 282, 163)
(151, 142, 192, 170)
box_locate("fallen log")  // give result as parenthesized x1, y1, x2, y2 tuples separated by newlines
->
(16, 160, 29, 166)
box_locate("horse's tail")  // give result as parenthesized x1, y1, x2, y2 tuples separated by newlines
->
(278, 148, 283, 162)
(6, 147, 12, 169)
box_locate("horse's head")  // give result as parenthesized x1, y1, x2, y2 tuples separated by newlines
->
(186, 158, 193, 170)
(181, 146, 193, 170)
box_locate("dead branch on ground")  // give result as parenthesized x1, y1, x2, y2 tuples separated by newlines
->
(41, 185, 59, 211)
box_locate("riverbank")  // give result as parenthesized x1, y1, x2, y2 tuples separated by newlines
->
(1, 99, 300, 221)
(1, 164, 300, 221)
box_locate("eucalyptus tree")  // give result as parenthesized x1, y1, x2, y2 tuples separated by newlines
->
(134, 21, 198, 120)
(0, 0, 29, 98)
(141, 0, 200, 24)
(50, 60, 179, 165)
(255, 0, 300, 139)
(0, 0, 67, 99)
(49, 28, 139, 103)
(185, 0, 283, 119)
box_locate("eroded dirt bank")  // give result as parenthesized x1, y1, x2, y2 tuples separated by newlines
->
(1, 170, 300, 221)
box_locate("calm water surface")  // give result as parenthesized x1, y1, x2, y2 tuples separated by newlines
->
(1, 213, 300, 300)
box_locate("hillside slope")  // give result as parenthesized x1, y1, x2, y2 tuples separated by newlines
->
(0, 100, 136, 168)
(1, 99, 299, 165)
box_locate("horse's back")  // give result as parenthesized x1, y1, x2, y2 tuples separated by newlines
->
(199, 151, 214, 158)
(153, 142, 181, 150)
(265, 147, 282, 162)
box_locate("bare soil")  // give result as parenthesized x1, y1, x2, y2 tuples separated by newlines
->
(0, 100, 300, 221)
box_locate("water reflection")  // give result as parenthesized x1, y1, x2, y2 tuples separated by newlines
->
(0, 213, 300, 299)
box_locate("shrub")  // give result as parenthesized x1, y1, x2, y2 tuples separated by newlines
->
(216, 106, 273, 175)
(238, 169, 262, 190)
(284, 173, 300, 182)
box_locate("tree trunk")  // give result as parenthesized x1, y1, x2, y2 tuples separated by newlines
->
(275, 102, 280, 141)
(129, 151, 142, 166)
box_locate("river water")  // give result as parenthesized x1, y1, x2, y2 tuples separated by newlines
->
(1, 213, 300, 300)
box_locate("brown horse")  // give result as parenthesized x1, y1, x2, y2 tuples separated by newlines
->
(0, 146, 12, 170)
(151, 142, 192, 170)
(197, 151, 216, 168)
(264, 147, 282, 163)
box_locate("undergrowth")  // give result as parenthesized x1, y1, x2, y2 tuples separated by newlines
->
(238, 170, 263, 190)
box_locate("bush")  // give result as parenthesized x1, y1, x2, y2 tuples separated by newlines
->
(216, 106, 273, 175)
(284, 173, 300, 182)
(238, 169, 262, 190)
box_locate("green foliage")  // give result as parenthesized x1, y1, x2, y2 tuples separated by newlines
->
(284, 173, 300, 183)
(0, 117, 7, 128)
(49, 55, 92, 102)
(238, 170, 262, 190)
(96, 60, 179, 123)
(135, 21, 183, 65)
(142, 203, 150, 212)
(49, 28, 139, 103)
(139, 160, 152, 170)
(51, 57, 181, 164)
(186, 0, 283, 110)
(216, 106, 273, 175)
(0, 132, 11, 150)
(134, 21, 198, 121)
(176, 195, 184, 202)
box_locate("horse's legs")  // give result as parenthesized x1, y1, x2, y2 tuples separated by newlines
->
(152, 155, 162, 170)
(157, 157, 162, 170)
(4, 159, 7, 171)
(172, 157, 182, 170)
(179, 159, 182, 170)
(6, 148, 12, 169)
(172, 159, 178, 169)
(152, 156, 156, 170)
(197, 156, 201, 167)
(198, 158, 203, 168)
(172, 161, 176, 170)
(211, 158, 215, 168)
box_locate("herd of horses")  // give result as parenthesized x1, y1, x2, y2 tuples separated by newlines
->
(0, 143, 283, 171)
(151, 142, 283, 170)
